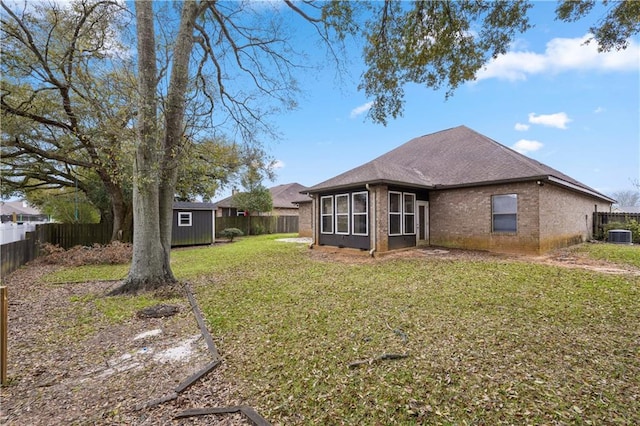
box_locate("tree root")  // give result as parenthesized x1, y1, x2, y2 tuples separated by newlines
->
(348, 353, 410, 369)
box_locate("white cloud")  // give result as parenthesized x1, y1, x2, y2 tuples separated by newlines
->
(512, 139, 543, 154)
(514, 123, 530, 131)
(528, 112, 571, 129)
(272, 159, 285, 169)
(593, 106, 605, 114)
(350, 101, 373, 118)
(476, 34, 640, 81)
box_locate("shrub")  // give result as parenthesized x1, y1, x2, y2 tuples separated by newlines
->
(602, 220, 640, 243)
(221, 227, 243, 242)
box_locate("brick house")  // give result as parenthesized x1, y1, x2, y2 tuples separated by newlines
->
(301, 126, 614, 255)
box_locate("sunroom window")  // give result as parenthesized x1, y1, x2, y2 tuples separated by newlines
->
(335, 194, 349, 234)
(389, 192, 402, 235)
(403, 193, 416, 234)
(352, 192, 368, 235)
(389, 192, 416, 235)
(321, 196, 333, 234)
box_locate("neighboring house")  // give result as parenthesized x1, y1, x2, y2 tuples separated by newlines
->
(172, 202, 216, 247)
(0, 200, 50, 223)
(214, 183, 308, 217)
(612, 206, 640, 214)
(302, 126, 614, 255)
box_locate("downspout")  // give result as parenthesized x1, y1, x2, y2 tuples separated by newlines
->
(308, 193, 315, 249)
(366, 184, 376, 257)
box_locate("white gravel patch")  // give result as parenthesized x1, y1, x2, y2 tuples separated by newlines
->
(133, 328, 163, 340)
(276, 237, 312, 244)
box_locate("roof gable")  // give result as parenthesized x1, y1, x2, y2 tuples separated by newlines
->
(307, 126, 611, 201)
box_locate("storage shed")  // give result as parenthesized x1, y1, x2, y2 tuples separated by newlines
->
(172, 202, 216, 247)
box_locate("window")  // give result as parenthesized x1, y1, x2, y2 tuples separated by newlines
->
(335, 194, 349, 234)
(352, 192, 368, 235)
(321, 196, 333, 234)
(388, 191, 416, 235)
(492, 194, 517, 232)
(178, 212, 192, 227)
(403, 193, 416, 234)
(389, 192, 402, 235)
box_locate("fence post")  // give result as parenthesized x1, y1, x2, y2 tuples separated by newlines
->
(1, 286, 7, 385)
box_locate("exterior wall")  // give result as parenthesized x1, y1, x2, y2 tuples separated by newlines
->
(538, 183, 610, 251)
(372, 184, 388, 252)
(172, 209, 214, 247)
(429, 181, 610, 254)
(298, 202, 313, 237)
(429, 182, 542, 254)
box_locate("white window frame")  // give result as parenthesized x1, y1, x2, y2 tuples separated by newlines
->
(492, 194, 518, 233)
(351, 191, 369, 236)
(177, 212, 192, 227)
(335, 193, 350, 235)
(388, 191, 402, 236)
(403, 193, 416, 235)
(320, 196, 334, 234)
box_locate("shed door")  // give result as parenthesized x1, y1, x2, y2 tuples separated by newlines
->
(417, 201, 429, 246)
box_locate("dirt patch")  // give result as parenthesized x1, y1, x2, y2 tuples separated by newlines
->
(309, 244, 640, 276)
(0, 265, 252, 425)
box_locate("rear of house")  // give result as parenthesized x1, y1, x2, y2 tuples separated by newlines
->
(301, 126, 613, 255)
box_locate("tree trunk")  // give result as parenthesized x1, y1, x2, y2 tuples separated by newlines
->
(112, 1, 202, 294)
(111, 1, 174, 294)
(158, 1, 202, 271)
(108, 183, 127, 242)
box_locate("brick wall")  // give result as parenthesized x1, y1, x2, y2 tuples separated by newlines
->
(429, 182, 542, 253)
(429, 181, 610, 254)
(298, 202, 312, 237)
(538, 183, 610, 251)
(372, 184, 389, 252)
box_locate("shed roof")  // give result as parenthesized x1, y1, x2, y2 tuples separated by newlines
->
(306, 126, 613, 202)
(173, 202, 216, 210)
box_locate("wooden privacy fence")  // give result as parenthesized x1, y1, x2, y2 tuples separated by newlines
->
(1, 222, 112, 278)
(216, 216, 298, 237)
(593, 212, 640, 237)
(1, 217, 299, 277)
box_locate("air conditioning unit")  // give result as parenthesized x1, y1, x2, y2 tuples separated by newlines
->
(608, 229, 632, 244)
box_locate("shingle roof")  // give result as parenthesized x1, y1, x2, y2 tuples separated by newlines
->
(214, 182, 308, 209)
(307, 126, 612, 202)
(0, 200, 43, 216)
(173, 202, 216, 210)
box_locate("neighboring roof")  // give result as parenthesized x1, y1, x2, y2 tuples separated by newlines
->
(173, 202, 216, 210)
(214, 182, 308, 209)
(0, 200, 44, 216)
(307, 126, 614, 202)
(613, 206, 640, 213)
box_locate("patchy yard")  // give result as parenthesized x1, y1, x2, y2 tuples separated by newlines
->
(1, 236, 639, 425)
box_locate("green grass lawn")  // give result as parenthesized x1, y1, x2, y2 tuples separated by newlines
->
(44, 236, 640, 424)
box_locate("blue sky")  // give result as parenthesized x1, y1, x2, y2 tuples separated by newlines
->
(237, 1, 639, 202)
